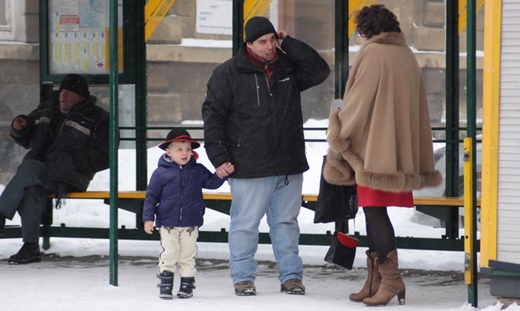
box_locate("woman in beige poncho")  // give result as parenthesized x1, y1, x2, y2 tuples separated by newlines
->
(324, 5, 442, 306)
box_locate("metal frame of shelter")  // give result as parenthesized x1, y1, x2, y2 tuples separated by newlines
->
(36, 1, 480, 305)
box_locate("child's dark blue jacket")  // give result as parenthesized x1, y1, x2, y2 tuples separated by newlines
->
(142, 154, 225, 228)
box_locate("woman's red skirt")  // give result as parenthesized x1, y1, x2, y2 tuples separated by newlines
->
(357, 184, 414, 208)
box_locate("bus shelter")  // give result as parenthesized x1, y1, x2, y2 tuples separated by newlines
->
(30, 1, 482, 305)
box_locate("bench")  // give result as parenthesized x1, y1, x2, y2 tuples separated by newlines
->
(1, 191, 480, 252)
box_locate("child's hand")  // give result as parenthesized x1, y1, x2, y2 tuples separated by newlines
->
(144, 221, 155, 234)
(216, 162, 234, 179)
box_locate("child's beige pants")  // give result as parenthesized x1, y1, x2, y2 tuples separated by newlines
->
(158, 226, 198, 277)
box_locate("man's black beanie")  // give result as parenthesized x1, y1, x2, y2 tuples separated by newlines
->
(59, 74, 90, 98)
(245, 16, 277, 43)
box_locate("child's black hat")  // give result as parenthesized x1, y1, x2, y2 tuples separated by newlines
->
(158, 128, 200, 150)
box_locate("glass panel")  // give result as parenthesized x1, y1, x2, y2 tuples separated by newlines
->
(0, 0, 486, 194)
(277, 0, 335, 121)
(345, 0, 482, 137)
(146, 0, 335, 147)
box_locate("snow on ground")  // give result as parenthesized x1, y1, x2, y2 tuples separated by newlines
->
(1, 120, 519, 310)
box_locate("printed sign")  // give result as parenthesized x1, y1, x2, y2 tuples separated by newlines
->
(48, 0, 123, 74)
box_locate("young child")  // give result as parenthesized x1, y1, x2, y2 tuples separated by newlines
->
(143, 128, 233, 300)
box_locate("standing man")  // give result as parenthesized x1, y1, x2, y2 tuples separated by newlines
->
(0, 74, 110, 264)
(202, 16, 330, 296)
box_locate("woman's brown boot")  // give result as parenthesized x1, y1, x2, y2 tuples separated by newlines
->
(349, 251, 381, 302)
(363, 249, 405, 306)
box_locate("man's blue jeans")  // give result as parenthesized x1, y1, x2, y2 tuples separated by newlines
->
(228, 174, 304, 285)
(0, 159, 47, 243)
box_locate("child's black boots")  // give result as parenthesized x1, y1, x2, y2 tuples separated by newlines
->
(157, 271, 174, 300)
(177, 277, 195, 298)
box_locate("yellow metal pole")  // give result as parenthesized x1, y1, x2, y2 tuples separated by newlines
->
(480, 0, 502, 269)
(463, 138, 475, 287)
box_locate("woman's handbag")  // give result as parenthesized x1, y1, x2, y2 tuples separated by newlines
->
(314, 155, 358, 223)
(324, 231, 359, 270)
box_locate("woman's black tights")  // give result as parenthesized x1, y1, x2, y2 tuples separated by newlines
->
(363, 206, 396, 259)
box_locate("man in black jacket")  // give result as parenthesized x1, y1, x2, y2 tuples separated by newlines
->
(0, 74, 110, 264)
(202, 16, 330, 296)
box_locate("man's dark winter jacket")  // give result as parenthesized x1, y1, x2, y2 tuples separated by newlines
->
(10, 91, 110, 192)
(142, 155, 225, 228)
(202, 36, 331, 178)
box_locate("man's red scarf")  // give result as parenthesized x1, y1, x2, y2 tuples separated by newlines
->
(246, 44, 279, 81)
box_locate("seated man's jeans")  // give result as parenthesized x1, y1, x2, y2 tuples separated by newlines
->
(228, 174, 304, 285)
(0, 159, 47, 243)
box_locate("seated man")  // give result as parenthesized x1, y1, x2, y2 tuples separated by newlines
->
(0, 74, 110, 264)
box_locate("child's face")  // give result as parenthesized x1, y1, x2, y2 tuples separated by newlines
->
(165, 141, 192, 166)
